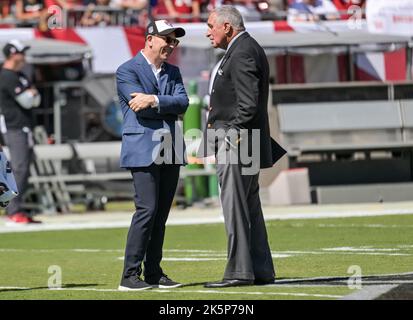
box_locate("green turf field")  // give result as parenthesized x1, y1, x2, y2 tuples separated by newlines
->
(0, 214, 412, 300)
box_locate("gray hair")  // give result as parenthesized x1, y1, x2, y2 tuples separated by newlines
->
(212, 5, 246, 32)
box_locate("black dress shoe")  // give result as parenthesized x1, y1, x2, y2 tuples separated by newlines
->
(254, 278, 275, 285)
(204, 279, 254, 288)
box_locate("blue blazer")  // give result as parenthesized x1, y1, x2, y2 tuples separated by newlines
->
(116, 52, 189, 168)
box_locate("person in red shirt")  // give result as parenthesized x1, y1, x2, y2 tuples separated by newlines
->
(1, 0, 11, 18)
(164, 0, 200, 22)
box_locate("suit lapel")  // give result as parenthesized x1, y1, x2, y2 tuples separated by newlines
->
(219, 32, 250, 69)
(135, 52, 160, 90)
(159, 64, 169, 94)
(211, 32, 250, 89)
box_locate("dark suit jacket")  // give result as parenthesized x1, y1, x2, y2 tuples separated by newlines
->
(199, 32, 286, 168)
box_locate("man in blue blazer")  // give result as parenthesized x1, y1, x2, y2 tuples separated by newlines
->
(116, 20, 188, 291)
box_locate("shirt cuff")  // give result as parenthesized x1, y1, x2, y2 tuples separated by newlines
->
(152, 95, 160, 112)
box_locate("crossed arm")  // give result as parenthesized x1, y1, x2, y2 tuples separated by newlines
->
(116, 65, 189, 117)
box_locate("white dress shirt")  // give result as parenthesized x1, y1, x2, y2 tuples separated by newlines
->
(209, 31, 246, 95)
(141, 50, 161, 108)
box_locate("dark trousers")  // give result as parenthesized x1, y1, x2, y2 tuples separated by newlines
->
(4, 128, 33, 215)
(122, 163, 180, 281)
(216, 161, 275, 282)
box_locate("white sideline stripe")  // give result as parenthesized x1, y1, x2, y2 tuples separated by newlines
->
(0, 286, 342, 298)
(272, 254, 293, 258)
(116, 254, 293, 261)
(263, 209, 413, 221)
(340, 285, 398, 300)
(116, 257, 220, 262)
(163, 258, 224, 261)
(165, 249, 223, 253)
(315, 224, 413, 228)
(0, 221, 132, 234)
(0, 248, 411, 257)
(322, 247, 400, 252)
(1, 208, 413, 233)
(0, 248, 224, 253)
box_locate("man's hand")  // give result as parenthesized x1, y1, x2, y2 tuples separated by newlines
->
(129, 93, 156, 112)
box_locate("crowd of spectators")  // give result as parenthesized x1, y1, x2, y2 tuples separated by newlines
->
(0, 0, 367, 28)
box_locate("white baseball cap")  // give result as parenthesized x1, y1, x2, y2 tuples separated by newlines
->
(146, 20, 186, 38)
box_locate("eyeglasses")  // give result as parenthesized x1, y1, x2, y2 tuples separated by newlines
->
(154, 35, 180, 46)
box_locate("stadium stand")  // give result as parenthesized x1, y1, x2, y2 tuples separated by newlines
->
(0, 0, 371, 26)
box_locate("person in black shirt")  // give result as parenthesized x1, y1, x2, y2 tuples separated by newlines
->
(0, 40, 41, 224)
(15, 0, 50, 31)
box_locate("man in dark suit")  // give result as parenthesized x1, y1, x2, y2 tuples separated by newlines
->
(116, 20, 188, 291)
(200, 6, 286, 288)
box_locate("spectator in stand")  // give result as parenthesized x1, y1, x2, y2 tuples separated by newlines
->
(288, 0, 340, 22)
(201, 0, 270, 21)
(200, 0, 226, 14)
(231, 0, 267, 21)
(114, 0, 147, 10)
(15, 0, 50, 31)
(55, 0, 82, 8)
(112, 0, 148, 25)
(332, 0, 365, 19)
(1, 0, 11, 18)
(164, 0, 200, 22)
(80, 0, 113, 26)
(273, 0, 288, 11)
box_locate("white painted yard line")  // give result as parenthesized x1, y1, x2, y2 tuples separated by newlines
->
(1, 209, 413, 234)
(322, 247, 400, 252)
(271, 254, 293, 258)
(0, 286, 342, 298)
(163, 258, 224, 261)
(164, 249, 223, 253)
(316, 224, 413, 228)
(264, 209, 413, 221)
(0, 248, 125, 253)
(116, 257, 226, 261)
(185, 254, 227, 257)
(72, 249, 123, 253)
(276, 250, 411, 257)
(322, 252, 409, 256)
(1, 247, 411, 257)
(0, 221, 132, 234)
